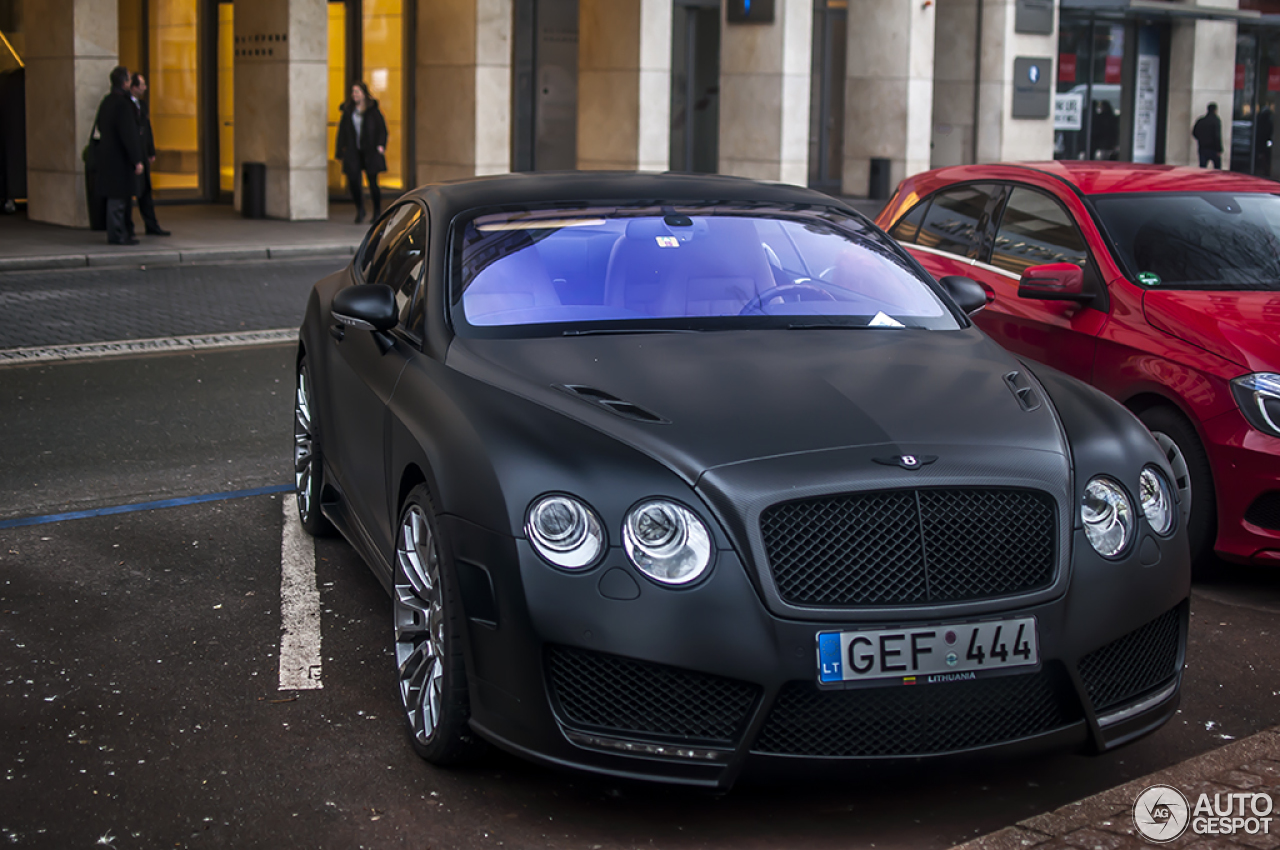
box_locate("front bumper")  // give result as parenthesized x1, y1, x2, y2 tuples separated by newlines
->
(448, 522, 1189, 789)
(1202, 410, 1280, 565)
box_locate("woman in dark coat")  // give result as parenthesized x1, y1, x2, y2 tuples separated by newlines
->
(335, 82, 388, 224)
(94, 65, 144, 244)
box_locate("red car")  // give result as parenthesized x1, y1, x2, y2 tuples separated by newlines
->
(876, 162, 1280, 568)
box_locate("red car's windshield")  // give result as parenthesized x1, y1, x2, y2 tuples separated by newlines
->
(451, 205, 958, 336)
(1092, 192, 1280, 291)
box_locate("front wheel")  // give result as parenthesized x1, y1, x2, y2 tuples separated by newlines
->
(393, 486, 484, 765)
(1139, 405, 1216, 566)
(294, 357, 334, 536)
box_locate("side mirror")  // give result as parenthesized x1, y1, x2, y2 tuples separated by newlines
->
(939, 275, 990, 315)
(333, 284, 398, 332)
(1018, 263, 1092, 303)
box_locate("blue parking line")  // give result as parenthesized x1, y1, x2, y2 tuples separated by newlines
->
(0, 484, 294, 529)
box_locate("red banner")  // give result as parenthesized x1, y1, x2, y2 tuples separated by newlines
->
(1058, 53, 1077, 83)
(1269, 66, 1280, 91)
(1237, 64, 1248, 90)
(1104, 55, 1123, 84)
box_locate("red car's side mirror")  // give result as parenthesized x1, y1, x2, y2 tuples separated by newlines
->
(1018, 263, 1093, 303)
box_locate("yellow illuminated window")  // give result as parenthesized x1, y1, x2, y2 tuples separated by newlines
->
(362, 0, 402, 190)
(217, 3, 233, 194)
(328, 2, 347, 195)
(149, 0, 201, 193)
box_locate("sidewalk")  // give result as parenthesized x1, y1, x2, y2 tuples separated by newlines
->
(0, 201, 370, 272)
(0, 195, 888, 274)
(952, 725, 1280, 850)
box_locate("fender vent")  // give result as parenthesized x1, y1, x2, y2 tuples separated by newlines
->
(1004, 371, 1042, 412)
(559, 385, 668, 423)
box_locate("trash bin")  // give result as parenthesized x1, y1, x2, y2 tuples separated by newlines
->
(242, 161, 266, 219)
(868, 157, 891, 202)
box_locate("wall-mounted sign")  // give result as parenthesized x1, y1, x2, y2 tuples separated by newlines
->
(1015, 0, 1054, 35)
(1013, 57, 1053, 119)
(727, 0, 775, 24)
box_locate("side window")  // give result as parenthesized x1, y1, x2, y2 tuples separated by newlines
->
(359, 204, 418, 284)
(991, 188, 1089, 276)
(889, 199, 930, 245)
(917, 184, 1002, 260)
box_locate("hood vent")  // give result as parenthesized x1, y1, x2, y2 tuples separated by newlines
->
(559, 384, 669, 424)
(1003, 371, 1042, 412)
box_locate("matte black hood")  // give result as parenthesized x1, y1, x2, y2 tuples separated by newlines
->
(447, 328, 1067, 483)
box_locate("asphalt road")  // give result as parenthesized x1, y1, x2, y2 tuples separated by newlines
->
(0, 290, 1278, 847)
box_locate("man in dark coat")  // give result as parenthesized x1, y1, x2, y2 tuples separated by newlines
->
(1192, 102, 1223, 169)
(93, 66, 144, 245)
(335, 82, 388, 224)
(129, 72, 169, 236)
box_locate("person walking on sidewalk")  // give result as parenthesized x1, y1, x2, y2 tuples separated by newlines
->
(335, 82, 387, 224)
(129, 72, 169, 237)
(93, 65, 144, 245)
(1193, 102, 1224, 169)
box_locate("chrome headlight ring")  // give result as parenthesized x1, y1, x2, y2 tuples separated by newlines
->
(1082, 476, 1135, 559)
(526, 494, 605, 570)
(622, 500, 713, 586)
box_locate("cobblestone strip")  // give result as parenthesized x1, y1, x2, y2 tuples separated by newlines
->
(951, 727, 1280, 850)
(0, 328, 297, 365)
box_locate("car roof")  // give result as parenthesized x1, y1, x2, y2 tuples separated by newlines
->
(408, 171, 854, 219)
(910, 161, 1280, 196)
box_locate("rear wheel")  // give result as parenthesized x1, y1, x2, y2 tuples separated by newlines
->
(294, 357, 334, 536)
(1139, 405, 1215, 566)
(393, 486, 484, 765)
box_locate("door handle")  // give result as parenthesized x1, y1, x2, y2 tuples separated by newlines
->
(329, 323, 345, 342)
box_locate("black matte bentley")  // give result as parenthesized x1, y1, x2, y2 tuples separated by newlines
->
(293, 172, 1190, 788)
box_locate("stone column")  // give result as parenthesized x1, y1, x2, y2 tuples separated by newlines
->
(25, 0, 118, 228)
(416, 0, 511, 183)
(973, 0, 1057, 163)
(719, 0, 812, 185)
(577, 0, 670, 171)
(233, 0, 327, 220)
(1166, 2, 1237, 168)
(842, 0, 933, 195)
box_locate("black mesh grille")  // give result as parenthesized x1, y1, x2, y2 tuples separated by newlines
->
(753, 666, 1081, 757)
(1078, 606, 1182, 713)
(546, 646, 760, 744)
(1245, 492, 1280, 531)
(761, 488, 1057, 607)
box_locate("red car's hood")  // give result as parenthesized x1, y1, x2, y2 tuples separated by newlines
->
(1143, 289, 1280, 372)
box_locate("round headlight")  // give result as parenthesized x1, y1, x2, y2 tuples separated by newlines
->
(1139, 467, 1175, 536)
(526, 495, 604, 569)
(1082, 477, 1134, 559)
(623, 500, 712, 585)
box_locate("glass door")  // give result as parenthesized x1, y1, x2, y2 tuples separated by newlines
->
(670, 0, 720, 174)
(808, 0, 847, 193)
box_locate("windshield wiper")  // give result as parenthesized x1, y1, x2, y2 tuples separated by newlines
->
(562, 328, 703, 336)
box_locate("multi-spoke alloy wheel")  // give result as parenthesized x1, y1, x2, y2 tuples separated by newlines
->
(1140, 405, 1215, 567)
(294, 358, 332, 536)
(393, 486, 481, 764)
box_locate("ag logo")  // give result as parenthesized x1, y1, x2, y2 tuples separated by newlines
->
(873, 454, 938, 471)
(1133, 785, 1190, 843)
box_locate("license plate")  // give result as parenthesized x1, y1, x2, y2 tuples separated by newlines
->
(816, 617, 1039, 686)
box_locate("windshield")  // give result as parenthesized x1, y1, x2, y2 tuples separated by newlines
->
(451, 205, 958, 336)
(1091, 192, 1280, 291)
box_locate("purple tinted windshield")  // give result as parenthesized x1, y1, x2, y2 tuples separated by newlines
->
(455, 207, 955, 332)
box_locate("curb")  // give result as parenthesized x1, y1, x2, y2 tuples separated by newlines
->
(0, 242, 357, 273)
(949, 726, 1280, 849)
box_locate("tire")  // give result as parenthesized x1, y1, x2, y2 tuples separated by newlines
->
(294, 357, 335, 537)
(393, 485, 484, 765)
(1139, 405, 1216, 566)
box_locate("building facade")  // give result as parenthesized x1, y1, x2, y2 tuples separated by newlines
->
(0, 0, 1271, 226)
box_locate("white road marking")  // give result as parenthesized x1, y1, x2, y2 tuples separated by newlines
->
(278, 497, 323, 690)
